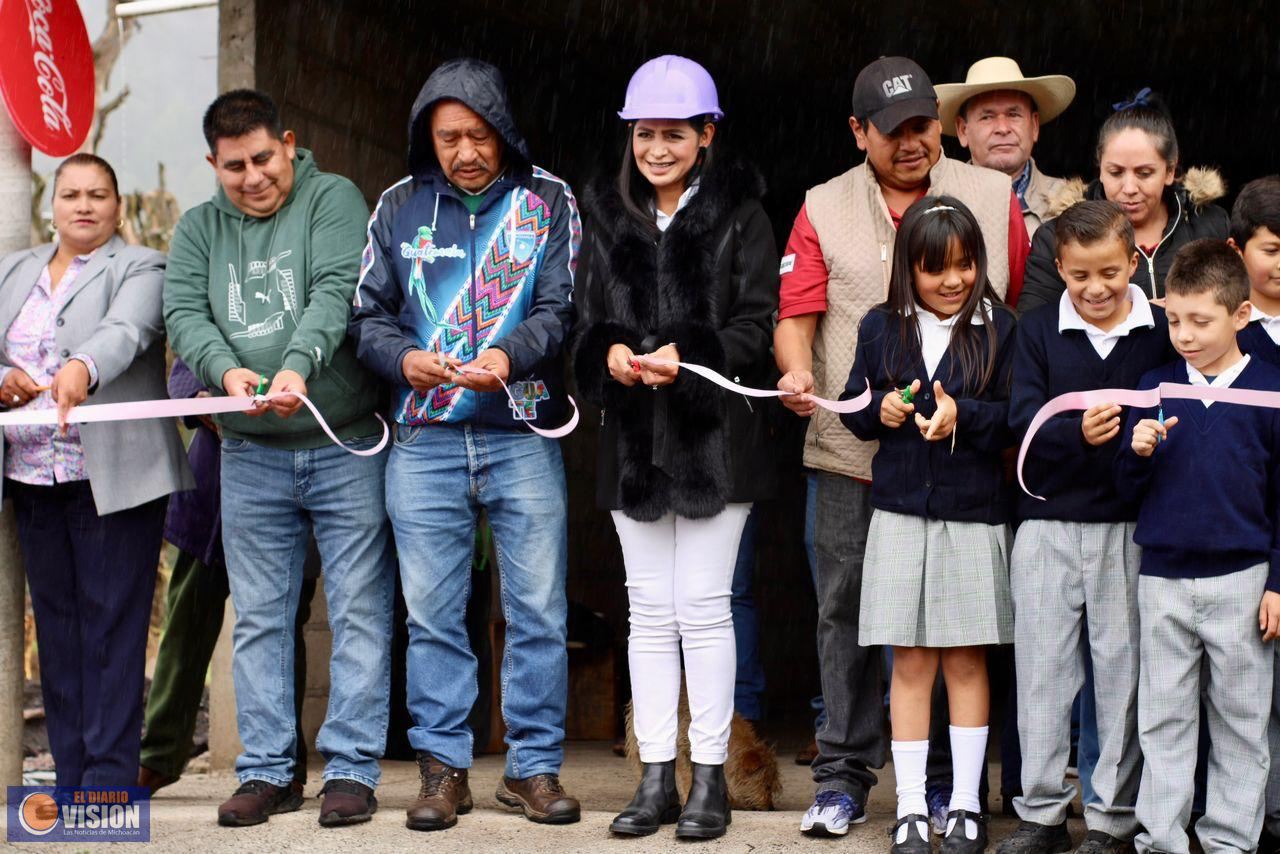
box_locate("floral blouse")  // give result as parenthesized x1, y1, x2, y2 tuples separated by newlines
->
(1, 253, 100, 485)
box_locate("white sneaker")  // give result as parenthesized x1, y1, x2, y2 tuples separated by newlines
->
(800, 790, 866, 837)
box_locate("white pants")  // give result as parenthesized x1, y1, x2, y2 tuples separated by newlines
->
(612, 504, 751, 765)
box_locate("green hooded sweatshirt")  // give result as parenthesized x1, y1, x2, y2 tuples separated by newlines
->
(163, 149, 382, 449)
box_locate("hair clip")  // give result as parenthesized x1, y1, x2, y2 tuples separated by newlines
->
(1112, 87, 1152, 112)
(924, 205, 957, 214)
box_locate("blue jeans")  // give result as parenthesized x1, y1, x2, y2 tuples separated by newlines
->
(731, 505, 766, 720)
(221, 436, 395, 788)
(804, 473, 827, 731)
(387, 423, 569, 778)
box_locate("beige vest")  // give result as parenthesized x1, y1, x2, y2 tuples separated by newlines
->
(802, 153, 1012, 480)
(1022, 159, 1066, 236)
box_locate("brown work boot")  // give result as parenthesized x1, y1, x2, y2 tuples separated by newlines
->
(137, 765, 179, 796)
(217, 779, 303, 827)
(406, 753, 472, 832)
(495, 774, 581, 824)
(318, 778, 377, 827)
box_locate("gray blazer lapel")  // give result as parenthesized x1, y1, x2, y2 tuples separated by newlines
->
(0, 244, 57, 336)
(59, 234, 124, 309)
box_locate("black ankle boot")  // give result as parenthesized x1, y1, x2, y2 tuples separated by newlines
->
(609, 760, 680, 836)
(675, 762, 731, 840)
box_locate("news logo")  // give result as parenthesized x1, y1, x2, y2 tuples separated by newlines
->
(7, 787, 150, 842)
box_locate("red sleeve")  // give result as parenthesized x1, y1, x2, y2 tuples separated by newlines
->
(778, 203, 830, 319)
(1005, 192, 1029, 307)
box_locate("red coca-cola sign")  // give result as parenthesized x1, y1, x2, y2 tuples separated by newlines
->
(0, 0, 94, 156)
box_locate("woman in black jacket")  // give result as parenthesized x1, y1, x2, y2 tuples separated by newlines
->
(573, 55, 778, 841)
(1018, 91, 1228, 313)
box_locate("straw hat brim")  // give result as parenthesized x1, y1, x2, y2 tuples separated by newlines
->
(935, 76, 1077, 135)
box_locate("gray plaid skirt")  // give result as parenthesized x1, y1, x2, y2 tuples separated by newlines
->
(859, 509, 1013, 648)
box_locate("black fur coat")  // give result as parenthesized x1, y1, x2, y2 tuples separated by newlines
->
(573, 151, 779, 521)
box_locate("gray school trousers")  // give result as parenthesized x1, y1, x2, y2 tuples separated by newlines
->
(1010, 520, 1142, 838)
(1135, 566, 1272, 854)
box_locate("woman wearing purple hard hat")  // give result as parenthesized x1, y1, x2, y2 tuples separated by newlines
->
(573, 55, 779, 840)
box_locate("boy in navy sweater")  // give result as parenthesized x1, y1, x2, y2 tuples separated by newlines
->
(1231, 177, 1280, 851)
(1003, 201, 1172, 854)
(1232, 176, 1280, 369)
(1118, 240, 1280, 854)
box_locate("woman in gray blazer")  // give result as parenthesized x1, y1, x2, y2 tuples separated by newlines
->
(0, 153, 192, 787)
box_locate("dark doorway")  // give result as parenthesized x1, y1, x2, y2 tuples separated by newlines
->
(253, 0, 1280, 725)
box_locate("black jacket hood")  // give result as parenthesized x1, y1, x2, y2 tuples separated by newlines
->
(407, 58, 531, 181)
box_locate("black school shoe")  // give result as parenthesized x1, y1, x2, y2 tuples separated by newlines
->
(891, 814, 933, 854)
(1259, 825, 1280, 854)
(995, 820, 1072, 854)
(1074, 830, 1132, 854)
(941, 810, 989, 853)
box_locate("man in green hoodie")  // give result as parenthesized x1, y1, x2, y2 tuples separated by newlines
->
(163, 89, 394, 830)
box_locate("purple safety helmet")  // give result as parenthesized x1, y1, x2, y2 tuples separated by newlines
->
(617, 55, 723, 122)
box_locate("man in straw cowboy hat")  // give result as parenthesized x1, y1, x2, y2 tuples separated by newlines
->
(937, 57, 1076, 235)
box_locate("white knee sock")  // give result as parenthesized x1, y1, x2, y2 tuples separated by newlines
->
(892, 739, 930, 843)
(948, 725, 989, 839)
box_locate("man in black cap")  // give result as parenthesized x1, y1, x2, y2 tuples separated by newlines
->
(773, 55, 1028, 842)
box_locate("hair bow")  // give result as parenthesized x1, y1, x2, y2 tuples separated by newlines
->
(1112, 87, 1152, 112)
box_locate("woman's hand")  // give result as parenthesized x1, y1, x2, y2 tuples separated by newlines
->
(51, 359, 91, 432)
(1, 368, 42, 408)
(638, 344, 679, 387)
(881, 379, 919, 428)
(607, 344, 640, 386)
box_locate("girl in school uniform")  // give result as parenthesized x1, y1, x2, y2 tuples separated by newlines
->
(841, 194, 1017, 854)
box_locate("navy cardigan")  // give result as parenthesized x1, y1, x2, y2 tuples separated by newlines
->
(1010, 301, 1175, 522)
(841, 304, 1017, 524)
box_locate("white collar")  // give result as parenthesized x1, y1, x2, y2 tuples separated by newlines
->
(907, 299, 990, 327)
(653, 180, 701, 233)
(1058, 284, 1155, 337)
(1250, 305, 1280, 324)
(1187, 353, 1251, 403)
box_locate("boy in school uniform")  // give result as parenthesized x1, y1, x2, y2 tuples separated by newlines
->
(1002, 201, 1172, 854)
(1232, 176, 1280, 369)
(1230, 177, 1280, 852)
(1118, 239, 1280, 854)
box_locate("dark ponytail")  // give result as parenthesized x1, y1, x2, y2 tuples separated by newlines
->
(1096, 89, 1179, 172)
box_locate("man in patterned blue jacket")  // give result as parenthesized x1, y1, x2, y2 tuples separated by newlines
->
(349, 58, 581, 832)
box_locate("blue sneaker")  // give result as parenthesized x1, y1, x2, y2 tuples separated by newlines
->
(927, 784, 952, 836)
(800, 790, 867, 837)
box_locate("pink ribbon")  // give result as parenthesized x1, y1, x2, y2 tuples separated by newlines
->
(635, 356, 872, 413)
(1018, 383, 1280, 500)
(0, 392, 390, 457)
(453, 365, 579, 439)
